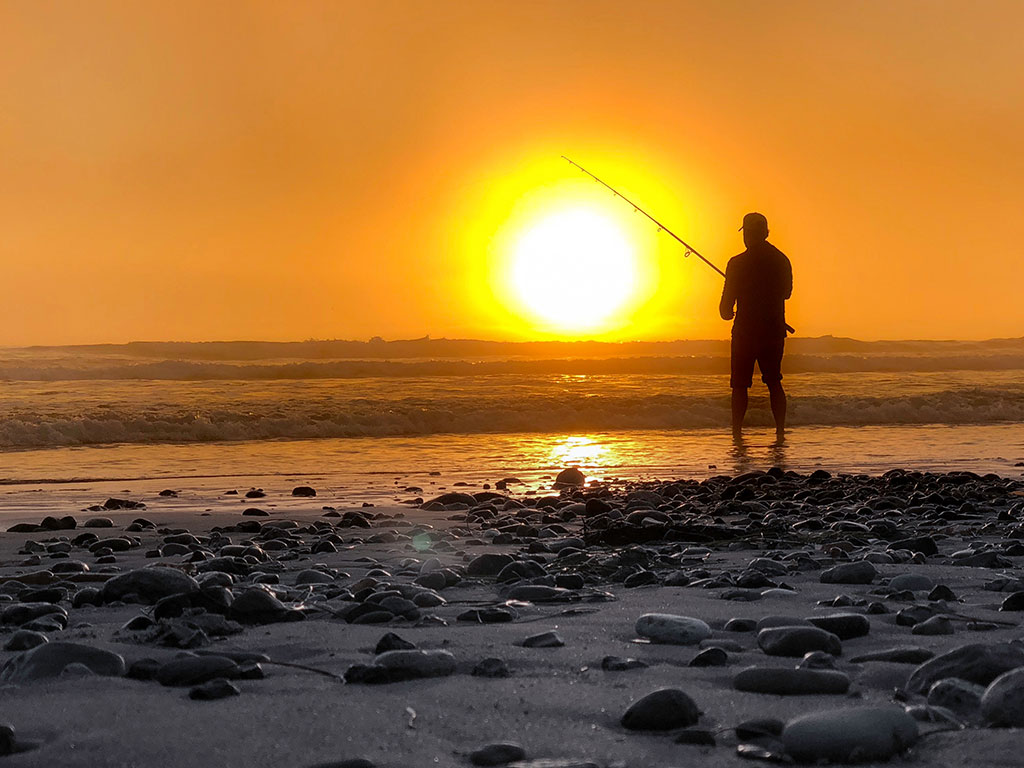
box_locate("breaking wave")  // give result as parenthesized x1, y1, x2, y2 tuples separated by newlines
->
(2, 385, 1023, 450)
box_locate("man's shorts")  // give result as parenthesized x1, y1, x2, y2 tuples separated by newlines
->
(731, 333, 785, 389)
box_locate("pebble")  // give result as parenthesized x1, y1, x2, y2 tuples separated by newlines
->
(521, 630, 564, 648)
(156, 655, 239, 687)
(757, 626, 842, 657)
(100, 568, 200, 605)
(905, 642, 1024, 695)
(0, 641, 125, 682)
(805, 612, 870, 640)
(601, 656, 647, 671)
(819, 561, 877, 585)
(911, 615, 955, 635)
(689, 647, 728, 667)
(621, 688, 700, 730)
(634, 613, 711, 645)
(887, 573, 935, 592)
(850, 646, 934, 664)
(470, 743, 527, 766)
(980, 667, 1024, 726)
(3, 630, 48, 652)
(472, 658, 511, 678)
(926, 677, 985, 719)
(733, 667, 850, 695)
(189, 678, 241, 700)
(781, 706, 918, 763)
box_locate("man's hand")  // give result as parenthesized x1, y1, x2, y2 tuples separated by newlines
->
(720, 308, 734, 321)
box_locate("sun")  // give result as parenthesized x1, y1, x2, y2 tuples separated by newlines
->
(510, 207, 637, 332)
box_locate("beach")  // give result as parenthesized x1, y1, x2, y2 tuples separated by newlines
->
(1, 463, 1024, 767)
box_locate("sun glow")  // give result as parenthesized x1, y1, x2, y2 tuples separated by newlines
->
(509, 208, 637, 332)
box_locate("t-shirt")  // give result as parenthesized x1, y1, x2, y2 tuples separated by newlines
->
(719, 242, 793, 338)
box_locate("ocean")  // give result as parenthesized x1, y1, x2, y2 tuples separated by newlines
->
(1, 338, 1023, 500)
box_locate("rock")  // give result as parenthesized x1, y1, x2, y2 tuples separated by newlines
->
(466, 553, 515, 577)
(905, 643, 1024, 695)
(820, 561, 877, 585)
(927, 677, 985, 719)
(0, 641, 125, 682)
(981, 667, 1024, 726)
(229, 587, 295, 624)
(374, 649, 456, 680)
(733, 667, 850, 695)
(189, 678, 241, 700)
(689, 647, 728, 667)
(757, 626, 842, 657)
(521, 631, 564, 648)
(782, 707, 918, 763)
(554, 467, 586, 487)
(806, 613, 870, 640)
(470, 743, 527, 766)
(799, 651, 837, 670)
(292, 486, 317, 497)
(472, 658, 511, 678)
(621, 688, 700, 730)
(457, 607, 517, 624)
(887, 574, 935, 592)
(850, 647, 934, 664)
(998, 591, 1024, 612)
(601, 656, 647, 671)
(3, 630, 48, 652)
(156, 655, 239, 687)
(911, 616, 955, 635)
(635, 613, 711, 646)
(100, 567, 200, 605)
(374, 632, 416, 654)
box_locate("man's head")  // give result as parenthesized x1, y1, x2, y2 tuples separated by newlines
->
(740, 212, 769, 248)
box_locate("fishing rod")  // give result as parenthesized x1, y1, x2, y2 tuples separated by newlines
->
(561, 155, 794, 334)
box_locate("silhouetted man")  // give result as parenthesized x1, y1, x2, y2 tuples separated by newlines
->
(719, 212, 793, 438)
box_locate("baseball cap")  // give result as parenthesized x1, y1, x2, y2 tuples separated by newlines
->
(739, 212, 768, 232)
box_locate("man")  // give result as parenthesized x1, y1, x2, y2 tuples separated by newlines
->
(719, 212, 793, 438)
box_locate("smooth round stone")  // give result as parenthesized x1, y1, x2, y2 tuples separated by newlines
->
(374, 650, 456, 678)
(521, 630, 564, 648)
(3, 630, 48, 652)
(689, 647, 728, 667)
(601, 656, 647, 672)
(998, 591, 1024, 612)
(850, 646, 933, 665)
(819, 561, 878, 585)
(469, 743, 527, 766)
(981, 668, 1024, 726)
(782, 707, 918, 763)
(755, 615, 812, 630)
(757, 626, 842, 657)
(927, 677, 985, 719)
(635, 614, 711, 646)
(294, 569, 334, 585)
(156, 655, 239, 687)
(0, 641, 125, 683)
(911, 616, 954, 636)
(888, 573, 935, 592)
(466, 553, 515, 577)
(100, 568, 200, 605)
(189, 678, 241, 700)
(905, 643, 1024, 695)
(805, 613, 870, 640)
(733, 667, 850, 695)
(724, 618, 757, 632)
(798, 651, 836, 670)
(621, 688, 700, 730)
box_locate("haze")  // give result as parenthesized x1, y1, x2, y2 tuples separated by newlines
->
(3, 0, 1023, 346)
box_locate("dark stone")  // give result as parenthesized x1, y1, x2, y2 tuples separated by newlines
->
(757, 626, 842, 657)
(189, 678, 241, 700)
(601, 656, 648, 672)
(621, 688, 700, 731)
(292, 486, 317, 497)
(374, 632, 416, 654)
(905, 643, 1024, 695)
(156, 655, 239, 687)
(805, 612, 870, 640)
(733, 667, 851, 695)
(472, 658, 511, 678)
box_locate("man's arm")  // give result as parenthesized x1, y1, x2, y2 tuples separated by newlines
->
(719, 260, 736, 320)
(783, 256, 793, 301)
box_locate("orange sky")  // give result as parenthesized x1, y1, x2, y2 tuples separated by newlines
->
(2, 0, 1023, 345)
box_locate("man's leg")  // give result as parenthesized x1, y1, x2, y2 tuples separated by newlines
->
(730, 333, 755, 439)
(731, 387, 749, 438)
(767, 382, 786, 436)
